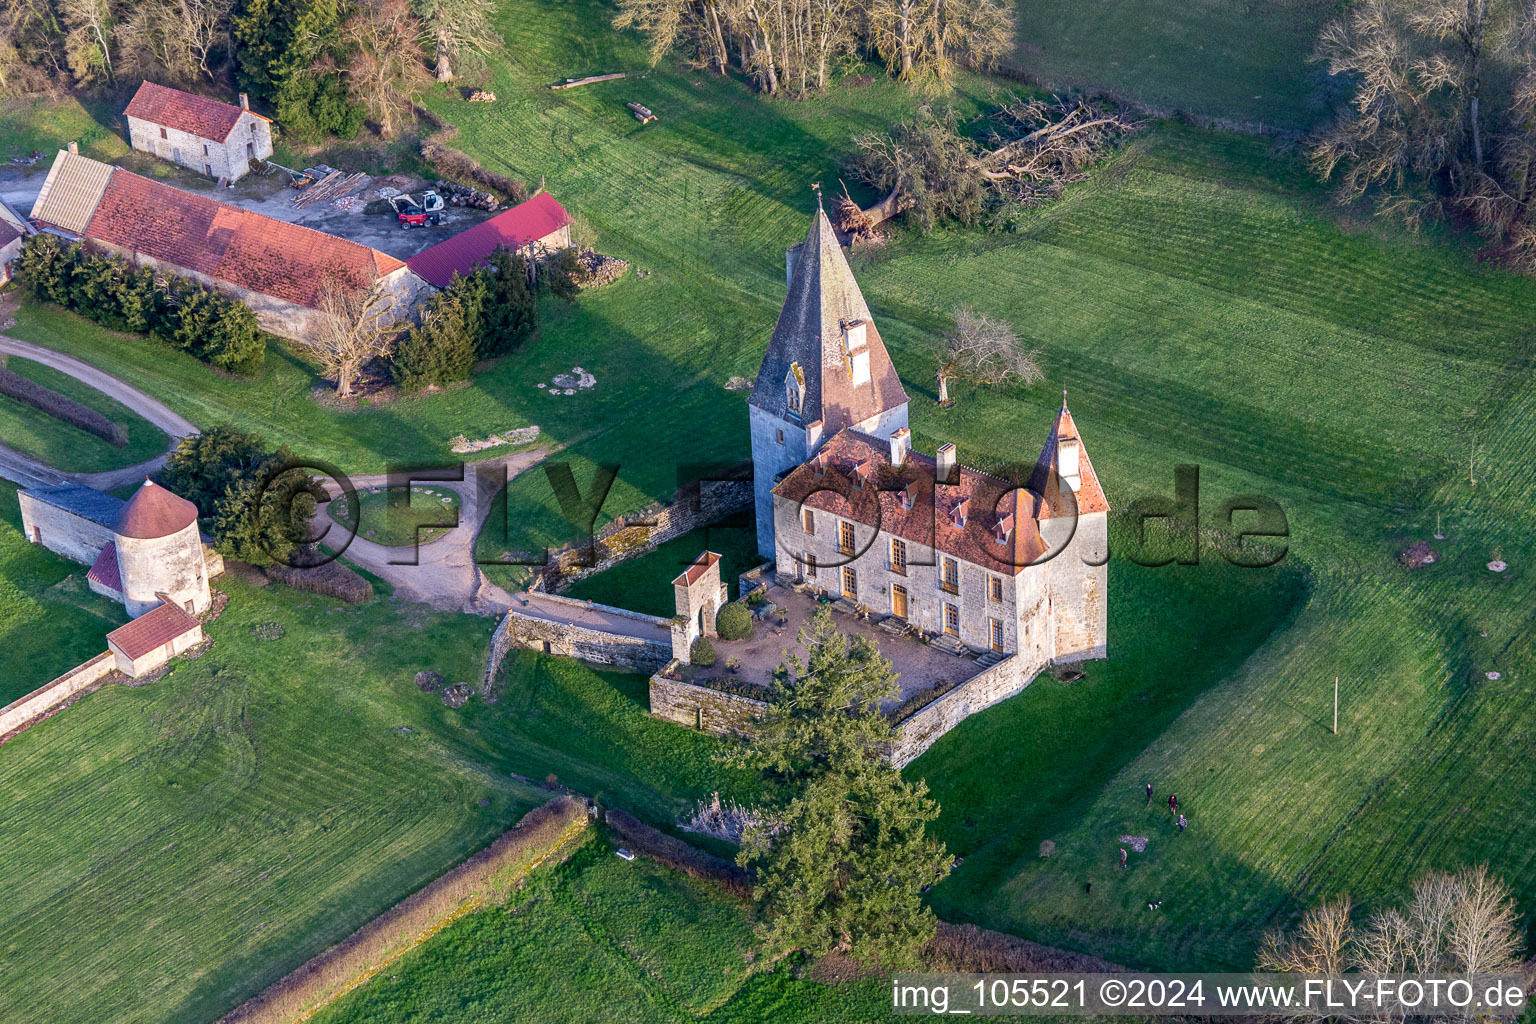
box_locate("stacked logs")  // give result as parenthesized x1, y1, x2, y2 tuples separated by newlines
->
(434, 180, 500, 210)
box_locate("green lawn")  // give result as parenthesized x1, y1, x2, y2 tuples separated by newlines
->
(0, 94, 129, 164)
(310, 833, 893, 1024)
(0, 356, 169, 473)
(562, 519, 763, 617)
(0, 480, 127, 703)
(1009, 0, 1341, 131)
(327, 482, 463, 547)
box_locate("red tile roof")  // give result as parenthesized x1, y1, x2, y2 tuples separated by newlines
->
(87, 541, 122, 593)
(107, 601, 201, 660)
(405, 193, 573, 288)
(673, 551, 721, 587)
(1027, 402, 1110, 520)
(116, 480, 199, 539)
(86, 170, 407, 309)
(124, 81, 256, 143)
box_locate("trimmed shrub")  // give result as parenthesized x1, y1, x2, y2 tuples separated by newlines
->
(690, 635, 716, 668)
(264, 559, 373, 604)
(715, 602, 753, 641)
(0, 365, 127, 447)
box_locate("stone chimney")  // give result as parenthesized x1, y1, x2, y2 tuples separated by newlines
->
(239, 92, 250, 111)
(889, 427, 910, 469)
(67, 141, 79, 155)
(1058, 437, 1081, 492)
(936, 442, 957, 484)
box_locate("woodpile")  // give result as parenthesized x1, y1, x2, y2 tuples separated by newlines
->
(551, 73, 626, 90)
(468, 90, 496, 102)
(292, 170, 370, 209)
(573, 247, 627, 287)
(626, 102, 657, 124)
(434, 180, 501, 210)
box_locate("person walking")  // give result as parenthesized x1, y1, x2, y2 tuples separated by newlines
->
(1177, 814, 1187, 833)
(1120, 847, 1128, 869)
(1169, 794, 1178, 814)
(1145, 782, 1154, 804)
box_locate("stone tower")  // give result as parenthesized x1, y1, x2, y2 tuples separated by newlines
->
(114, 479, 211, 617)
(748, 201, 909, 558)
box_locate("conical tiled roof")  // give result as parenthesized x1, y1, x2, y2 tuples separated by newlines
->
(1029, 394, 1109, 518)
(116, 479, 199, 539)
(750, 205, 908, 432)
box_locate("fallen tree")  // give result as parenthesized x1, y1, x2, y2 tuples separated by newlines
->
(841, 97, 1141, 235)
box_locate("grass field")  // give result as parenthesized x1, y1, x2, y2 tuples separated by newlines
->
(1008, 0, 1343, 131)
(310, 833, 893, 1024)
(0, 355, 169, 473)
(562, 519, 762, 617)
(327, 483, 463, 547)
(0, 94, 129, 164)
(0, 480, 127, 702)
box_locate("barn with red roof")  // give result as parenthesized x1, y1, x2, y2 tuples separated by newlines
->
(406, 193, 573, 288)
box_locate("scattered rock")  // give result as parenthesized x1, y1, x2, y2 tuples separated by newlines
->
(1399, 541, 1439, 569)
(441, 682, 474, 708)
(414, 669, 445, 692)
(1039, 839, 1056, 858)
(450, 425, 541, 454)
(1488, 560, 1508, 573)
(477, 796, 491, 807)
(724, 376, 752, 391)
(251, 622, 285, 641)
(468, 90, 497, 102)
(573, 247, 628, 287)
(1486, 671, 1502, 681)
(1118, 835, 1149, 853)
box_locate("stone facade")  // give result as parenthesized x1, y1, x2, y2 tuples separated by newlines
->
(887, 653, 1037, 768)
(109, 621, 205, 677)
(649, 676, 766, 735)
(127, 107, 272, 182)
(670, 552, 726, 662)
(17, 491, 116, 566)
(117, 521, 211, 617)
(486, 597, 673, 680)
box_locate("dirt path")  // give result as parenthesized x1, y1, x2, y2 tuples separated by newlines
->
(317, 449, 549, 614)
(0, 333, 199, 490)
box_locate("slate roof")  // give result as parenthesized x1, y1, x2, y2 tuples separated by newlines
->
(116, 480, 199, 539)
(774, 404, 1107, 575)
(124, 81, 261, 143)
(87, 541, 122, 594)
(22, 482, 125, 528)
(107, 601, 201, 660)
(85, 166, 408, 309)
(405, 194, 573, 289)
(0, 219, 20, 247)
(673, 551, 721, 587)
(29, 150, 115, 235)
(749, 206, 908, 433)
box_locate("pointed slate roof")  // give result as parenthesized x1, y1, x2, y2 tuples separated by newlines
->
(750, 206, 908, 433)
(116, 480, 199, 539)
(1028, 394, 1109, 519)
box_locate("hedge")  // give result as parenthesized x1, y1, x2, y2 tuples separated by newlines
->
(604, 808, 754, 898)
(264, 559, 373, 604)
(0, 365, 128, 447)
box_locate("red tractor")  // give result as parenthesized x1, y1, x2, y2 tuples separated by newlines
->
(388, 190, 444, 228)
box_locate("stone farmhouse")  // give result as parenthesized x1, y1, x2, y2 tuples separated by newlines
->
(0, 198, 34, 285)
(645, 203, 1110, 765)
(125, 81, 274, 184)
(405, 193, 574, 288)
(29, 148, 431, 341)
(17, 480, 222, 677)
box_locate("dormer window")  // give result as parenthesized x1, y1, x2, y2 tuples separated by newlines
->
(993, 512, 1015, 545)
(785, 362, 805, 418)
(951, 496, 970, 529)
(900, 483, 915, 510)
(842, 319, 870, 385)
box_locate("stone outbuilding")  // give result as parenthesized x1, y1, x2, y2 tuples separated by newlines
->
(106, 601, 204, 677)
(29, 149, 431, 343)
(125, 81, 274, 183)
(669, 551, 726, 661)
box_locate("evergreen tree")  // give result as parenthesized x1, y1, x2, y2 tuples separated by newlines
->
(479, 246, 537, 358)
(393, 282, 479, 391)
(736, 608, 951, 969)
(163, 426, 314, 564)
(544, 246, 587, 302)
(161, 425, 274, 517)
(201, 299, 265, 376)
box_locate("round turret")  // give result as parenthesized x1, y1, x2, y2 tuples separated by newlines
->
(114, 480, 210, 618)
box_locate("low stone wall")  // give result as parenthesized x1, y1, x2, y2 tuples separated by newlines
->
(0, 651, 116, 741)
(889, 651, 1045, 769)
(484, 596, 673, 688)
(535, 476, 753, 592)
(649, 672, 766, 735)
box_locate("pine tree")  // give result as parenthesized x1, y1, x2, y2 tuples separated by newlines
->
(479, 246, 537, 358)
(393, 281, 479, 390)
(736, 608, 951, 968)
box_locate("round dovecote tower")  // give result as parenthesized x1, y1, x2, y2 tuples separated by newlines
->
(114, 480, 210, 618)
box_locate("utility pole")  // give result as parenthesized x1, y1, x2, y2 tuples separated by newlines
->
(1333, 676, 1339, 736)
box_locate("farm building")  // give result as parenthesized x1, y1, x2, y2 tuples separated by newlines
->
(124, 81, 273, 183)
(17, 479, 222, 677)
(0, 198, 33, 285)
(405, 192, 573, 287)
(29, 149, 431, 342)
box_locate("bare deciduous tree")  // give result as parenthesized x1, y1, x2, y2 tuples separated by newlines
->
(313, 277, 401, 400)
(341, 0, 429, 137)
(936, 307, 1041, 406)
(412, 0, 500, 81)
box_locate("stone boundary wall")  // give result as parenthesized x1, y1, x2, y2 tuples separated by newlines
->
(483, 595, 673, 689)
(532, 476, 753, 593)
(649, 673, 766, 735)
(888, 651, 1045, 769)
(0, 651, 116, 742)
